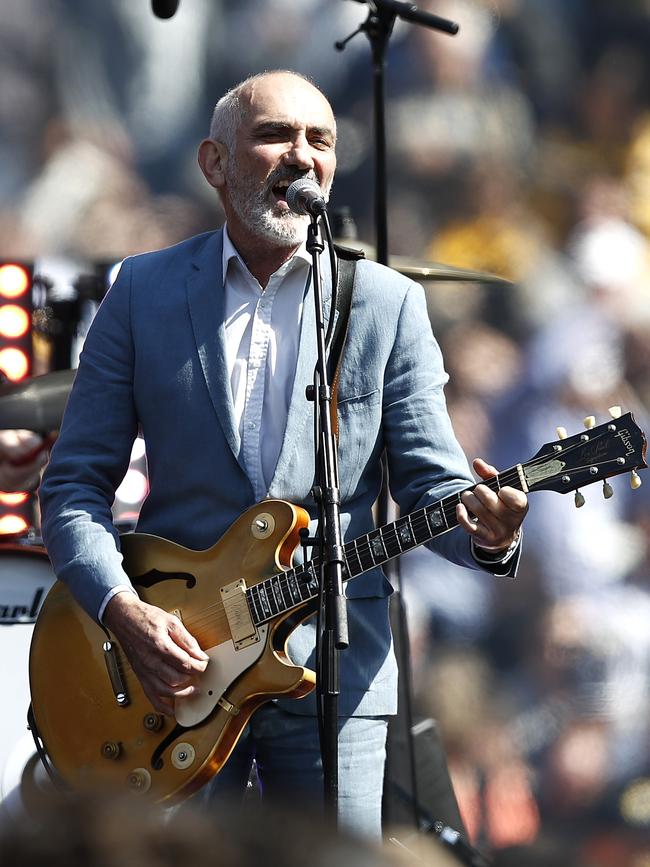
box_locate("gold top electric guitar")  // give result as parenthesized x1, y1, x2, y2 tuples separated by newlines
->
(28, 410, 647, 803)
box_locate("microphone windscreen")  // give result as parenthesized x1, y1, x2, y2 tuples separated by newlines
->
(151, 0, 180, 18)
(286, 178, 322, 215)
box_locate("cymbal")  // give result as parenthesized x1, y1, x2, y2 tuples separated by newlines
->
(335, 239, 512, 285)
(0, 369, 76, 432)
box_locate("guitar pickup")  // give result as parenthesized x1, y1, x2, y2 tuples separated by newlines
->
(220, 579, 260, 650)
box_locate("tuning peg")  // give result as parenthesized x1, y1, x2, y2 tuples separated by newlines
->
(603, 480, 614, 499)
(583, 416, 596, 430)
(608, 406, 622, 419)
(575, 490, 586, 508)
(556, 426, 568, 440)
(631, 470, 643, 490)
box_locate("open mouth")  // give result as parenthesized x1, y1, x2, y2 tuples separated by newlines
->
(271, 179, 292, 208)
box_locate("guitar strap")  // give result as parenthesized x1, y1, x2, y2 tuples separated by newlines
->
(328, 243, 365, 441)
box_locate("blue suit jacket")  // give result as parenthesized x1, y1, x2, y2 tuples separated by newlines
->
(40, 229, 517, 717)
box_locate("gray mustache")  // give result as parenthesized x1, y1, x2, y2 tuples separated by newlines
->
(267, 168, 319, 188)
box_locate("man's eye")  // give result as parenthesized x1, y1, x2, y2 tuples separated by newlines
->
(264, 128, 291, 140)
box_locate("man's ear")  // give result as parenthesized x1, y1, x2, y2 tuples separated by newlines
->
(198, 139, 228, 190)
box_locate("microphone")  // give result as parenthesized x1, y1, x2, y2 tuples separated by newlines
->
(151, 0, 180, 18)
(286, 178, 328, 218)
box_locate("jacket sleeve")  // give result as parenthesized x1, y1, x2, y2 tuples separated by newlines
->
(381, 281, 520, 577)
(39, 258, 139, 620)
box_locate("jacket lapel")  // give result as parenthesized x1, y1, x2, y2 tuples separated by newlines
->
(185, 229, 243, 468)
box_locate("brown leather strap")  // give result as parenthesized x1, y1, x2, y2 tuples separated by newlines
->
(328, 246, 363, 441)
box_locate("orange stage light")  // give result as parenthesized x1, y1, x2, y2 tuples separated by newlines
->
(0, 347, 30, 381)
(0, 304, 30, 338)
(0, 491, 30, 506)
(0, 264, 30, 299)
(0, 513, 29, 535)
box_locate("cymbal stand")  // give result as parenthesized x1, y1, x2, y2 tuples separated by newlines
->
(335, 0, 459, 833)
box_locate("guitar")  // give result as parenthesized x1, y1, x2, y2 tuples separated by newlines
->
(29, 411, 647, 803)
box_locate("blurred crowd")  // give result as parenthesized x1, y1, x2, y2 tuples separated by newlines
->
(2, 0, 650, 864)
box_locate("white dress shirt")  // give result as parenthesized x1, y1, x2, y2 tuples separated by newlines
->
(222, 227, 312, 500)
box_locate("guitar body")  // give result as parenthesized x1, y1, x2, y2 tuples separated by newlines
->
(28, 411, 648, 803)
(29, 500, 315, 803)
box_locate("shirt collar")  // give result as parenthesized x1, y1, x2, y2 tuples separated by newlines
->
(222, 224, 311, 281)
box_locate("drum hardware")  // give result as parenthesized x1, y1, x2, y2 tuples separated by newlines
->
(333, 237, 513, 284)
(1, 731, 57, 819)
(0, 369, 75, 432)
(0, 584, 46, 624)
(26, 705, 65, 791)
(0, 545, 60, 816)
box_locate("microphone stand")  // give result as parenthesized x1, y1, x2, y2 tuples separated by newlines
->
(305, 213, 349, 823)
(335, 0, 462, 837)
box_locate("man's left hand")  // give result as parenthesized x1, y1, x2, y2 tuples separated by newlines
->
(456, 457, 528, 553)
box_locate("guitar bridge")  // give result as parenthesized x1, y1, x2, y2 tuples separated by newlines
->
(220, 579, 260, 650)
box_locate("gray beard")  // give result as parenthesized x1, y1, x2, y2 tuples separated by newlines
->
(226, 159, 309, 247)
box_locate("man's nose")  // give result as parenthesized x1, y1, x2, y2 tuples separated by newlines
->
(283, 135, 313, 169)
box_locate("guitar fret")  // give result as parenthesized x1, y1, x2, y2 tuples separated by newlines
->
(303, 562, 319, 596)
(381, 524, 402, 560)
(396, 516, 415, 551)
(257, 584, 274, 618)
(410, 510, 430, 544)
(248, 587, 264, 624)
(425, 504, 447, 535)
(286, 570, 303, 604)
(271, 575, 286, 613)
(277, 574, 293, 609)
(356, 537, 376, 571)
(292, 563, 315, 600)
(368, 530, 387, 564)
(345, 538, 364, 577)
(266, 579, 280, 615)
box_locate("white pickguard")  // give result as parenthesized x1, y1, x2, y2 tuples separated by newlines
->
(174, 625, 268, 727)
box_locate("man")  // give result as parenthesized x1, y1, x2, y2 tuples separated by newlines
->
(39, 70, 527, 838)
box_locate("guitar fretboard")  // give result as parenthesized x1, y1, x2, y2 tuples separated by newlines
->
(245, 473, 518, 626)
(241, 411, 646, 626)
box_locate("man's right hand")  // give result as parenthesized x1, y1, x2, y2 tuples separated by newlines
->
(102, 590, 209, 716)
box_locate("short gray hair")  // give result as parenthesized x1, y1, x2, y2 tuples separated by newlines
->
(208, 70, 326, 150)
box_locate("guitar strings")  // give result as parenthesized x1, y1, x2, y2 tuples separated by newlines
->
(181, 431, 620, 634)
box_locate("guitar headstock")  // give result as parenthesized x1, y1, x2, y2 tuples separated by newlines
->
(522, 409, 647, 498)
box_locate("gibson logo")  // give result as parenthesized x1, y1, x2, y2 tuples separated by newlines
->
(0, 586, 45, 623)
(615, 428, 636, 458)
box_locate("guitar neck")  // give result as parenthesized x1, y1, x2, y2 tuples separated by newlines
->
(245, 469, 524, 627)
(244, 410, 647, 626)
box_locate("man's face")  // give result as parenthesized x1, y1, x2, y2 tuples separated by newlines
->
(221, 74, 337, 247)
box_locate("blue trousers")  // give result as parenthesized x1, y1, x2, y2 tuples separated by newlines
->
(200, 703, 389, 840)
